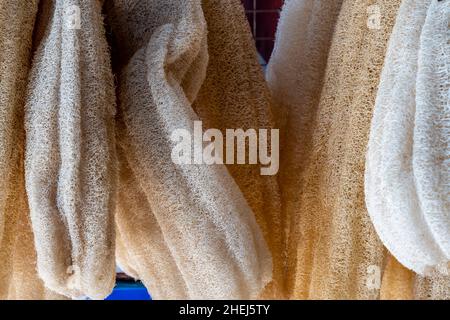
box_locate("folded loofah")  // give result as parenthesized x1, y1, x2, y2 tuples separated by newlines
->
(192, 0, 284, 299)
(268, 0, 402, 299)
(365, 0, 449, 277)
(106, 0, 274, 299)
(25, 0, 117, 299)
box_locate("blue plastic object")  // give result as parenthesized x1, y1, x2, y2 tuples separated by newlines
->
(105, 281, 152, 300)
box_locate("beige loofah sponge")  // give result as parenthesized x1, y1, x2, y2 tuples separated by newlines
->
(192, 0, 284, 299)
(25, 0, 117, 299)
(365, 0, 449, 277)
(0, 0, 65, 300)
(106, 0, 274, 299)
(382, 253, 450, 300)
(268, 0, 402, 299)
(266, 0, 344, 297)
(0, 0, 39, 245)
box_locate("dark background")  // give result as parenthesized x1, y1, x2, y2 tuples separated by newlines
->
(241, 0, 284, 63)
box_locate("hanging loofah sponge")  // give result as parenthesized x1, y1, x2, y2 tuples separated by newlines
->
(192, 0, 284, 299)
(0, 0, 39, 245)
(106, 0, 273, 299)
(25, 0, 117, 299)
(268, 0, 402, 299)
(365, 0, 449, 277)
(0, 0, 65, 300)
(266, 0, 344, 297)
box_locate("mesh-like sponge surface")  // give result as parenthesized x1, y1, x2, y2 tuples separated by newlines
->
(192, 0, 284, 299)
(0, 0, 65, 300)
(268, 0, 401, 299)
(365, 0, 449, 277)
(25, 0, 117, 299)
(266, 0, 344, 297)
(106, 0, 273, 299)
(0, 0, 38, 244)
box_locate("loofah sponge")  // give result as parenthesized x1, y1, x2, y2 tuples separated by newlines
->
(266, 0, 344, 297)
(268, 0, 402, 299)
(0, 0, 38, 245)
(382, 253, 450, 300)
(106, 0, 273, 299)
(365, 0, 449, 277)
(25, 0, 117, 299)
(191, 0, 284, 299)
(0, 0, 65, 300)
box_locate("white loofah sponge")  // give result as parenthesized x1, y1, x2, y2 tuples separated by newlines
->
(25, 0, 117, 299)
(365, 0, 449, 277)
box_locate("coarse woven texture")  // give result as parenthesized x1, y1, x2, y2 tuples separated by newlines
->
(0, 0, 65, 300)
(25, 0, 117, 299)
(192, 0, 284, 299)
(106, 0, 273, 299)
(365, 0, 450, 277)
(269, 0, 402, 299)
(266, 0, 344, 297)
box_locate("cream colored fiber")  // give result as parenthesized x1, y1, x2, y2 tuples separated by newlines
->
(266, 0, 344, 297)
(25, 0, 117, 299)
(106, 0, 273, 299)
(268, 0, 402, 299)
(365, 0, 449, 276)
(0, 0, 64, 300)
(192, 0, 284, 299)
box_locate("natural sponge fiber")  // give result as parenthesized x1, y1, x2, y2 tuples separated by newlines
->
(382, 253, 450, 300)
(365, 0, 449, 277)
(0, 0, 38, 245)
(192, 0, 284, 299)
(0, 0, 64, 300)
(266, 0, 344, 297)
(268, 0, 402, 299)
(106, 0, 273, 299)
(25, 0, 117, 299)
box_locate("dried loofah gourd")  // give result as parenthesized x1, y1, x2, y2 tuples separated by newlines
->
(106, 0, 273, 299)
(0, 0, 65, 300)
(25, 0, 117, 299)
(365, 0, 450, 277)
(266, 0, 344, 297)
(0, 0, 39, 244)
(192, 0, 284, 299)
(268, 0, 402, 299)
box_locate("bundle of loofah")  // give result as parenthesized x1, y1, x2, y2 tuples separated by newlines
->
(0, 0, 448, 301)
(366, 0, 449, 299)
(24, 0, 117, 299)
(105, 0, 276, 299)
(268, 0, 402, 299)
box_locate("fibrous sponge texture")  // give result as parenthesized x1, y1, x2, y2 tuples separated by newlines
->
(268, 0, 401, 299)
(25, 0, 117, 299)
(0, 0, 64, 300)
(266, 0, 344, 298)
(192, 0, 284, 299)
(365, 0, 450, 277)
(106, 0, 273, 299)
